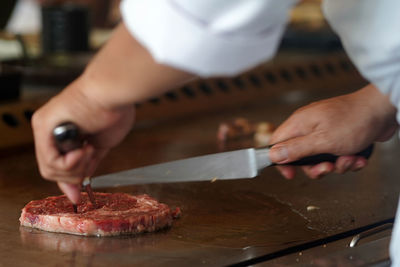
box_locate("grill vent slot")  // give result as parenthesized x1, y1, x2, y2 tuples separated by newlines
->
(232, 77, 246, 90)
(215, 79, 230, 93)
(248, 74, 262, 87)
(280, 69, 293, 82)
(181, 86, 196, 98)
(310, 64, 322, 77)
(149, 97, 161, 105)
(165, 91, 179, 101)
(325, 63, 335, 74)
(199, 82, 213, 95)
(295, 67, 307, 80)
(2, 113, 19, 128)
(264, 72, 278, 84)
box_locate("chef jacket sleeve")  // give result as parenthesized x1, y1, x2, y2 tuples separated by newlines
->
(323, 0, 400, 123)
(323, 1, 400, 264)
(120, 0, 297, 77)
(391, 198, 400, 267)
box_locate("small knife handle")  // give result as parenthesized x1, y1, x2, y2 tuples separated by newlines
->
(53, 122, 97, 209)
(281, 144, 374, 166)
(53, 122, 84, 213)
(53, 122, 84, 154)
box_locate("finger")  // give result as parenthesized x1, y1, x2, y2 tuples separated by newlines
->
(335, 156, 357, 174)
(60, 148, 87, 171)
(84, 148, 109, 178)
(302, 162, 335, 179)
(72, 145, 96, 178)
(269, 133, 336, 164)
(41, 146, 95, 183)
(58, 182, 81, 204)
(275, 166, 297, 180)
(301, 165, 314, 178)
(351, 157, 368, 171)
(43, 174, 82, 184)
(33, 132, 63, 179)
(269, 116, 308, 146)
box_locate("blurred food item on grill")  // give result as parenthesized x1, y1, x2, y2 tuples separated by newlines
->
(254, 122, 275, 147)
(217, 118, 254, 143)
(217, 118, 275, 148)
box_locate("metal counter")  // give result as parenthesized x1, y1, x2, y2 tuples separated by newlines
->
(0, 53, 398, 266)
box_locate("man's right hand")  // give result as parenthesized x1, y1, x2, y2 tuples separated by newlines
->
(31, 23, 193, 203)
(32, 79, 135, 203)
(268, 84, 398, 179)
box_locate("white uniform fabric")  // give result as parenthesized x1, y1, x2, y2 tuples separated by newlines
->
(392, 198, 400, 267)
(121, 0, 297, 77)
(6, 0, 41, 34)
(322, 2, 400, 265)
(323, 0, 400, 131)
(121, 0, 400, 264)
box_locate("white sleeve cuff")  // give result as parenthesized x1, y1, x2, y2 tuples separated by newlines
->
(121, 0, 294, 77)
(324, 0, 400, 114)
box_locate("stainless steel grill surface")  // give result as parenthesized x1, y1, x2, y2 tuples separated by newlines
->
(0, 52, 397, 266)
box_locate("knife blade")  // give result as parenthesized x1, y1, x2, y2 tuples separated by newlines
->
(91, 145, 374, 188)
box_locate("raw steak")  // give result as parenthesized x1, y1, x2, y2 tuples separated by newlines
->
(20, 192, 181, 236)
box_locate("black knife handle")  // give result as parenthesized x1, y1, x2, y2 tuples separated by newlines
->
(281, 144, 374, 166)
(53, 122, 97, 210)
(53, 122, 84, 154)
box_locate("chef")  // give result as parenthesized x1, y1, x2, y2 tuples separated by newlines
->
(30, 0, 400, 264)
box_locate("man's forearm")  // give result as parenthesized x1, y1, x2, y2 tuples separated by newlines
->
(80, 22, 194, 110)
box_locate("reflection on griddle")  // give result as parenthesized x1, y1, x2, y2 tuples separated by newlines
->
(19, 226, 163, 255)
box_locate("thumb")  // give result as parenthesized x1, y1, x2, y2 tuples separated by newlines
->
(269, 134, 333, 164)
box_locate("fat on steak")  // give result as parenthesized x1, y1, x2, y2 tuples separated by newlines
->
(20, 192, 181, 236)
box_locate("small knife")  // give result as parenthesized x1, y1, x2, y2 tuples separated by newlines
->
(53, 122, 98, 210)
(90, 145, 374, 188)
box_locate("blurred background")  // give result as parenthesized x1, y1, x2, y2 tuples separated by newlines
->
(0, 0, 341, 102)
(0, 0, 352, 151)
(0, 0, 335, 60)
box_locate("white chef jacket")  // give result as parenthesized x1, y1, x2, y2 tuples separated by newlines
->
(6, 0, 41, 34)
(121, 0, 400, 264)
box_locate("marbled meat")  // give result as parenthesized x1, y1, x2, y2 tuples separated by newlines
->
(20, 192, 181, 236)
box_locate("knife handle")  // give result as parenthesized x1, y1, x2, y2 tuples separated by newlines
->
(282, 144, 374, 166)
(53, 122, 97, 209)
(53, 122, 84, 213)
(53, 122, 84, 154)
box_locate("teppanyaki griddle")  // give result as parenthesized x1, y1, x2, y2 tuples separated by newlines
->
(0, 51, 398, 266)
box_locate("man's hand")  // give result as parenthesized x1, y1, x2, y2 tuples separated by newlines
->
(31, 23, 193, 203)
(32, 81, 135, 203)
(268, 84, 397, 179)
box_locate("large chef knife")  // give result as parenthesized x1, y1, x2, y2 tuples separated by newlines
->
(90, 145, 374, 188)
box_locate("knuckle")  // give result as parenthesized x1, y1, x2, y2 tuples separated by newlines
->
(31, 111, 42, 130)
(39, 167, 54, 180)
(59, 163, 72, 172)
(311, 131, 338, 153)
(70, 177, 83, 184)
